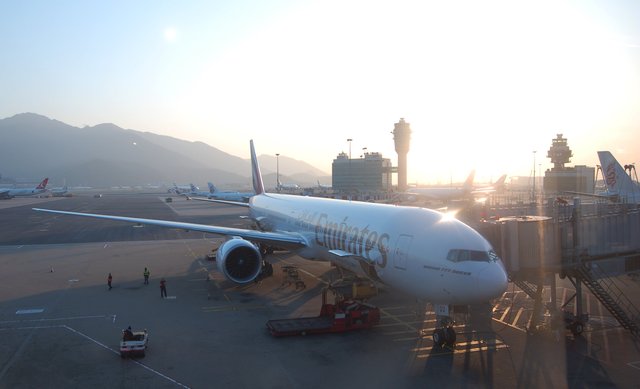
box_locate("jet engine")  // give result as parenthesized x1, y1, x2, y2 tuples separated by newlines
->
(216, 238, 263, 284)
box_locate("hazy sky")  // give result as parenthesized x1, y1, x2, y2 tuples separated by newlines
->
(2, 0, 639, 184)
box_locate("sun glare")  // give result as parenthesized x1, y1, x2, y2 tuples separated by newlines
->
(164, 27, 177, 43)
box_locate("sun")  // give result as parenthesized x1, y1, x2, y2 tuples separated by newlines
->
(164, 27, 177, 43)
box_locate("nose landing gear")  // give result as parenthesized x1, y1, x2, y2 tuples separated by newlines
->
(432, 304, 457, 348)
(432, 317, 457, 347)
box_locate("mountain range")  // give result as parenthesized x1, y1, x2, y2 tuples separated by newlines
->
(0, 113, 330, 188)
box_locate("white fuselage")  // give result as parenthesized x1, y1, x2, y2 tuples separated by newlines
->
(0, 187, 47, 198)
(407, 187, 472, 202)
(209, 191, 254, 202)
(250, 193, 507, 304)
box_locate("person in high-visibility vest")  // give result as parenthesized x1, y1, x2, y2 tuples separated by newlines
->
(143, 268, 150, 285)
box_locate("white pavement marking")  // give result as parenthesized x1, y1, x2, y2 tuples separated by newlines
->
(1, 315, 111, 325)
(63, 325, 191, 389)
(15, 309, 44, 315)
(512, 307, 524, 327)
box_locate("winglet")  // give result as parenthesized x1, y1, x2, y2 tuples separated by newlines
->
(250, 140, 265, 195)
(37, 178, 49, 190)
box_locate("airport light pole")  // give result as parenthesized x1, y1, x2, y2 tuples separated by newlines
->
(276, 153, 280, 192)
(532, 150, 537, 203)
(347, 139, 353, 197)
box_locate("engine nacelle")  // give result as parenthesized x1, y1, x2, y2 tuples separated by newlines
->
(216, 238, 263, 284)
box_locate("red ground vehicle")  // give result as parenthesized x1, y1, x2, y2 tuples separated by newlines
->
(266, 286, 380, 337)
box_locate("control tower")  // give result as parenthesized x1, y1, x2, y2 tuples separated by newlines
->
(547, 133, 573, 170)
(393, 118, 411, 192)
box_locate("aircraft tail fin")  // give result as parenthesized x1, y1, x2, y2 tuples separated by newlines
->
(493, 174, 507, 187)
(598, 151, 638, 198)
(190, 183, 197, 192)
(250, 140, 265, 195)
(208, 182, 217, 193)
(37, 178, 49, 190)
(463, 170, 476, 190)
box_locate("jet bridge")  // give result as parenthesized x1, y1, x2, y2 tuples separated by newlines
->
(478, 198, 640, 337)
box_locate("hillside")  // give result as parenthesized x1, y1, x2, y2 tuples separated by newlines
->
(0, 113, 329, 188)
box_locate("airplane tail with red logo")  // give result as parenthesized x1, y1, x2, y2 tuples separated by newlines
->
(37, 178, 49, 190)
(597, 151, 640, 203)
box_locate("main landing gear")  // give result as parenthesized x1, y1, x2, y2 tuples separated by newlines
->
(432, 304, 457, 348)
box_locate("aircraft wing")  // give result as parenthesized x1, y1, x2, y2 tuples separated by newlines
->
(32, 208, 306, 249)
(562, 191, 617, 201)
(189, 197, 250, 207)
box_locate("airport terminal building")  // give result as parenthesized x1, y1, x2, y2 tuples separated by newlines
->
(331, 152, 392, 193)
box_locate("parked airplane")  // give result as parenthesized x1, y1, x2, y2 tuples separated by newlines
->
(34, 141, 507, 343)
(207, 183, 254, 202)
(317, 180, 332, 189)
(598, 151, 640, 204)
(169, 183, 192, 194)
(277, 179, 300, 191)
(0, 178, 49, 199)
(407, 170, 476, 201)
(51, 185, 72, 197)
(472, 174, 507, 196)
(182, 183, 213, 198)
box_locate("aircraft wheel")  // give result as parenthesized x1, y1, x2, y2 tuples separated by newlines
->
(571, 322, 584, 336)
(432, 329, 445, 347)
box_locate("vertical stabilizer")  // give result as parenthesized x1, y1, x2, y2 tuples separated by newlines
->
(37, 178, 49, 190)
(463, 170, 476, 190)
(208, 182, 217, 193)
(250, 140, 265, 195)
(598, 151, 640, 203)
(493, 174, 507, 187)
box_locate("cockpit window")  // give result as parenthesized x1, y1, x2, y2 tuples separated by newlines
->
(446, 249, 493, 263)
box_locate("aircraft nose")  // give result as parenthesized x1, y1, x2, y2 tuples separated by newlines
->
(476, 263, 508, 300)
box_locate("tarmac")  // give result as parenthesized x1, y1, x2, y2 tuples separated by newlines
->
(1, 193, 639, 388)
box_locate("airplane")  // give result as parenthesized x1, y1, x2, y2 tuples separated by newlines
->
(406, 170, 476, 202)
(51, 185, 73, 197)
(182, 183, 214, 198)
(0, 178, 49, 199)
(33, 141, 507, 343)
(471, 174, 507, 196)
(169, 183, 192, 194)
(598, 151, 640, 204)
(277, 179, 300, 191)
(206, 182, 254, 202)
(317, 180, 332, 189)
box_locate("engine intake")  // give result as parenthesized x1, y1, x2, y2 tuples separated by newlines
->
(216, 238, 263, 284)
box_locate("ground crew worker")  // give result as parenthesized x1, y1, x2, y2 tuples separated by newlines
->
(108, 273, 113, 290)
(160, 277, 167, 298)
(143, 267, 150, 285)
